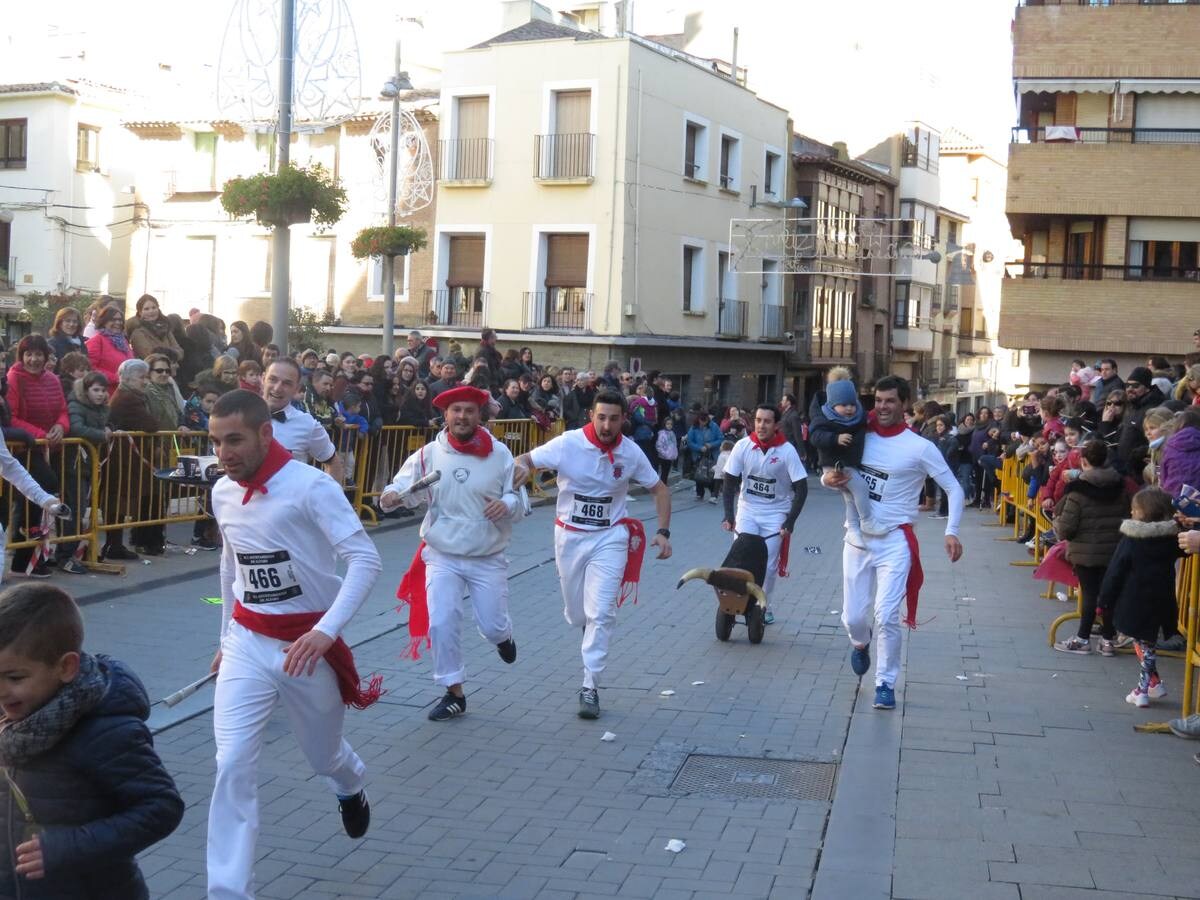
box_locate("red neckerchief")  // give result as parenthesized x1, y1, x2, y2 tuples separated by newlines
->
(749, 430, 787, 452)
(233, 602, 383, 708)
(868, 410, 908, 437)
(583, 422, 621, 463)
(445, 426, 493, 458)
(236, 439, 293, 505)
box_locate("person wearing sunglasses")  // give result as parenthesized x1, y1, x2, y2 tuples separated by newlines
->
(1116, 367, 1166, 481)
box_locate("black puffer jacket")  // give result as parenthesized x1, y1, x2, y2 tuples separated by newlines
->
(1054, 466, 1131, 568)
(1117, 385, 1166, 478)
(0, 656, 184, 900)
(1104, 518, 1185, 642)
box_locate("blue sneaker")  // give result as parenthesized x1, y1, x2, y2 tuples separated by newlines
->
(873, 683, 896, 710)
(850, 644, 870, 676)
(763, 609, 775, 625)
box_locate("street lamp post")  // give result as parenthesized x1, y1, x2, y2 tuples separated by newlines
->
(271, 0, 296, 354)
(381, 43, 404, 358)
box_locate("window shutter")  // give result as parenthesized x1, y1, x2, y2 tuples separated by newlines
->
(457, 96, 489, 140)
(545, 234, 588, 287)
(447, 236, 485, 287)
(554, 90, 591, 134)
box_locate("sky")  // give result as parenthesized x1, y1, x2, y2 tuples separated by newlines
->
(0, 0, 1016, 157)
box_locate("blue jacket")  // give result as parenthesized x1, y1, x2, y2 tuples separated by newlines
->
(687, 421, 722, 455)
(0, 656, 183, 900)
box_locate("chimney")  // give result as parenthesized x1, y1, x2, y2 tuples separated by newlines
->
(832, 141, 849, 161)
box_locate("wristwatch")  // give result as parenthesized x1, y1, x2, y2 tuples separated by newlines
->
(656, 528, 671, 539)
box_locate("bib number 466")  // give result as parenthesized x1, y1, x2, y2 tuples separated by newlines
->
(247, 567, 283, 590)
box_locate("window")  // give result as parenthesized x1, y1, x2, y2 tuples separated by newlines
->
(684, 117, 708, 180)
(442, 235, 486, 323)
(537, 90, 593, 179)
(369, 254, 407, 300)
(764, 150, 781, 198)
(894, 282, 932, 329)
(249, 236, 272, 294)
(446, 95, 491, 181)
(899, 200, 938, 251)
(0, 119, 27, 169)
(76, 124, 100, 172)
(901, 125, 939, 173)
(1127, 218, 1200, 280)
(717, 250, 733, 302)
(254, 132, 277, 173)
(193, 132, 218, 191)
(530, 233, 589, 329)
(719, 132, 741, 191)
(682, 243, 703, 312)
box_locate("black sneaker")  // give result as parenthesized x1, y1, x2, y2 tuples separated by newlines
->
(496, 638, 517, 664)
(190, 537, 220, 552)
(60, 559, 87, 575)
(428, 691, 466, 721)
(578, 687, 600, 720)
(338, 790, 370, 838)
(16, 562, 52, 579)
(102, 545, 138, 561)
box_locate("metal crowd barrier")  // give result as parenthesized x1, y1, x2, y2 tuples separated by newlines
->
(3, 438, 101, 563)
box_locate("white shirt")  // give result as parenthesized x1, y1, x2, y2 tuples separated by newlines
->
(213, 459, 381, 639)
(384, 430, 520, 557)
(269, 403, 336, 464)
(530, 429, 659, 531)
(725, 436, 808, 519)
(855, 429, 963, 536)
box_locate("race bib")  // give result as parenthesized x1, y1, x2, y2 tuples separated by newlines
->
(237, 550, 302, 604)
(858, 464, 888, 502)
(745, 474, 777, 500)
(570, 494, 613, 527)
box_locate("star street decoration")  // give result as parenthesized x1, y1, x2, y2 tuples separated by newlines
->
(217, 0, 362, 126)
(368, 107, 434, 218)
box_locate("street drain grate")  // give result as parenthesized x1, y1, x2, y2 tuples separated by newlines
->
(670, 754, 837, 801)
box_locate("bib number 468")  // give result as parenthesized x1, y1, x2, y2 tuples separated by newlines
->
(578, 503, 606, 518)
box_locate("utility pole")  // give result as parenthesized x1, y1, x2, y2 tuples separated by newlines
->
(270, 0, 295, 353)
(381, 41, 402, 357)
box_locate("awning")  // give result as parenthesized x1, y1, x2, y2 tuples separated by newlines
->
(1129, 217, 1200, 243)
(1015, 78, 1200, 96)
(1125, 79, 1200, 94)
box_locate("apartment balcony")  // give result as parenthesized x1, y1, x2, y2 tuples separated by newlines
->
(0, 257, 14, 291)
(999, 274, 1198, 355)
(891, 315, 934, 353)
(1014, 1, 1200, 80)
(715, 299, 748, 339)
(759, 304, 786, 342)
(421, 289, 488, 330)
(437, 139, 494, 185)
(533, 133, 595, 182)
(524, 289, 591, 332)
(957, 335, 991, 356)
(1007, 141, 1200, 218)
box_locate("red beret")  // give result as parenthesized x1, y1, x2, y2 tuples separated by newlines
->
(432, 385, 491, 411)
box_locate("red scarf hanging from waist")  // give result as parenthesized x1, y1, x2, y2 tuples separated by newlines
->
(749, 430, 786, 452)
(898, 524, 925, 629)
(555, 517, 648, 607)
(236, 439, 294, 505)
(232, 602, 384, 708)
(445, 426, 493, 458)
(395, 543, 431, 660)
(582, 423, 621, 462)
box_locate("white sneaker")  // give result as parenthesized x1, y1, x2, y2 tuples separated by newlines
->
(1126, 688, 1150, 708)
(707, 496, 719, 505)
(1148, 679, 1168, 700)
(1054, 636, 1091, 655)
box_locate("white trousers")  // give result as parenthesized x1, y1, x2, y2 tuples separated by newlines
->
(734, 510, 785, 598)
(423, 545, 512, 687)
(555, 525, 628, 689)
(841, 529, 912, 688)
(207, 622, 366, 900)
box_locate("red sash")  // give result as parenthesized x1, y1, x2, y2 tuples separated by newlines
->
(232, 602, 383, 708)
(396, 542, 431, 660)
(898, 523, 924, 629)
(555, 517, 648, 607)
(777, 532, 791, 578)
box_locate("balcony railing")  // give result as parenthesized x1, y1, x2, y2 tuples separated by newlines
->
(524, 289, 591, 332)
(901, 137, 939, 173)
(438, 139, 494, 183)
(958, 335, 991, 356)
(715, 299, 748, 338)
(1006, 261, 1200, 282)
(534, 133, 595, 180)
(0, 257, 14, 291)
(422, 289, 488, 329)
(760, 304, 786, 341)
(1012, 126, 1200, 145)
(894, 310, 932, 330)
(1018, 0, 1200, 6)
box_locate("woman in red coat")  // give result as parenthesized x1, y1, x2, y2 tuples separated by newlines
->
(86, 304, 134, 393)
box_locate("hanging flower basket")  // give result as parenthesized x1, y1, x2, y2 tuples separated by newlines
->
(220, 163, 347, 231)
(350, 225, 429, 260)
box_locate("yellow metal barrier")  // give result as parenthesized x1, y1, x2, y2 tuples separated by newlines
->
(3, 438, 101, 564)
(94, 431, 211, 539)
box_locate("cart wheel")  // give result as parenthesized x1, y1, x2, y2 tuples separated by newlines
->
(715, 608, 735, 642)
(746, 602, 765, 644)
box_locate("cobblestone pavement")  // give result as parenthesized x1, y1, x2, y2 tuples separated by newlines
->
(68, 481, 1200, 899)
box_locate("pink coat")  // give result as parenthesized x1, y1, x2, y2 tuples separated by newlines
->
(86, 332, 134, 394)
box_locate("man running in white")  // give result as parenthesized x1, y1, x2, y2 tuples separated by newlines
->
(824, 376, 964, 711)
(382, 385, 520, 722)
(261, 358, 344, 483)
(514, 389, 672, 720)
(206, 390, 382, 899)
(721, 405, 809, 623)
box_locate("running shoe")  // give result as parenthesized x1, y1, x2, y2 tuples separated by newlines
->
(1112, 634, 1134, 650)
(428, 691, 466, 721)
(59, 559, 87, 575)
(1054, 636, 1091, 655)
(1169, 713, 1200, 739)
(338, 790, 370, 838)
(1098, 639, 1116, 658)
(496, 638, 517, 664)
(578, 687, 600, 719)
(850, 644, 871, 677)
(1148, 677, 1168, 700)
(191, 536, 220, 552)
(763, 609, 775, 625)
(1125, 688, 1150, 708)
(101, 544, 138, 561)
(1159, 634, 1186, 653)
(873, 683, 896, 710)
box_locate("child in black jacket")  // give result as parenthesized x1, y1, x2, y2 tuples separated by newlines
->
(808, 378, 880, 535)
(1101, 486, 1184, 708)
(0, 584, 183, 899)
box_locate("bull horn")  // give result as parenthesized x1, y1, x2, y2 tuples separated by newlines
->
(676, 568, 713, 590)
(747, 584, 767, 608)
